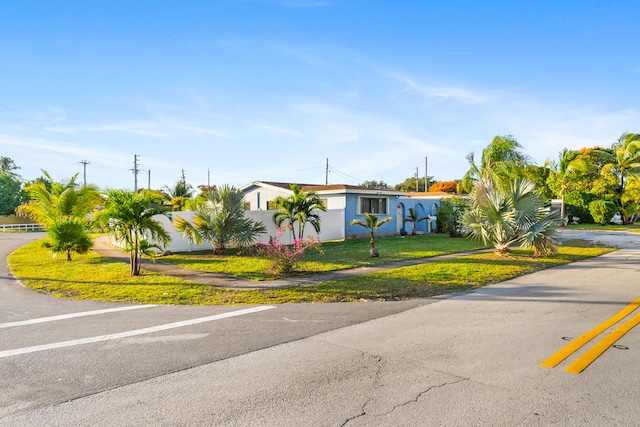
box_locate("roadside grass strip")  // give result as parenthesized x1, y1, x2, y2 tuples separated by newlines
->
(540, 296, 640, 374)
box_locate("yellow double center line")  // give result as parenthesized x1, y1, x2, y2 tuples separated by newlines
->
(541, 296, 640, 374)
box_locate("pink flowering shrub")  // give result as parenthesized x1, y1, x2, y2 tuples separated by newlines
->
(251, 226, 322, 274)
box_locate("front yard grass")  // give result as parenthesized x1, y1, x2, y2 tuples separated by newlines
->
(160, 234, 489, 280)
(7, 236, 614, 305)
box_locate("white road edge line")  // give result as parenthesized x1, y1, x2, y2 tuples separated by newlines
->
(0, 305, 276, 358)
(0, 305, 159, 329)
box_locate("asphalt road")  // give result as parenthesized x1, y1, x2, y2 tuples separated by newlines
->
(2, 230, 640, 426)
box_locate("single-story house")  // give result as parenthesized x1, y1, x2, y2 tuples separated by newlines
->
(239, 181, 450, 243)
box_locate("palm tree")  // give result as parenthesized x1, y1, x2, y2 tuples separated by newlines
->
(0, 156, 21, 179)
(17, 171, 101, 261)
(545, 149, 590, 225)
(350, 212, 393, 257)
(271, 184, 327, 240)
(164, 169, 194, 211)
(463, 179, 561, 256)
(403, 207, 428, 235)
(461, 135, 531, 192)
(174, 184, 266, 255)
(18, 171, 101, 226)
(95, 189, 171, 276)
(42, 219, 93, 261)
(593, 133, 640, 223)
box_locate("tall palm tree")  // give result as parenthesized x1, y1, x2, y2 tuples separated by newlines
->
(463, 179, 561, 256)
(174, 184, 265, 255)
(0, 156, 21, 179)
(545, 149, 590, 225)
(461, 135, 531, 192)
(350, 212, 393, 257)
(593, 133, 640, 223)
(95, 189, 171, 276)
(271, 184, 327, 240)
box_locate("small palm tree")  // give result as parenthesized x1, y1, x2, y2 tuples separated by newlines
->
(350, 212, 393, 257)
(463, 179, 561, 257)
(174, 185, 266, 255)
(403, 207, 428, 235)
(95, 189, 171, 276)
(18, 171, 100, 262)
(272, 184, 327, 240)
(42, 219, 93, 261)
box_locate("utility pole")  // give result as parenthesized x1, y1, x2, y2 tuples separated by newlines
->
(415, 167, 419, 192)
(208, 168, 210, 188)
(147, 170, 151, 190)
(132, 154, 140, 192)
(325, 158, 329, 185)
(78, 160, 90, 186)
(425, 156, 429, 192)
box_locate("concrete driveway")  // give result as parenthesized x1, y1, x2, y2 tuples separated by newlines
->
(2, 230, 640, 426)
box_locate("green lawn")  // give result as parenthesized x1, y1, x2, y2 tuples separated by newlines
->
(160, 234, 489, 280)
(566, 223, 640, 232)
(7, 235, 615, 305)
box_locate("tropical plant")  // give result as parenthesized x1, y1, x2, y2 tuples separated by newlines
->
(463, 179, 561, 257)
(94, 189, 171, 276)
(589, 200, 617, 226)
(436, 197, 468, 237)
(174, 184, 266, 255)
(42, 219, 93, 261)
(252, 225, 322, 274)
(164, 169, 194, 211)
(0, 172, 27, 215)
(18, 171, 101, 226)
(394, 175, 434, 192)
(545, 148, 590, 225)
(461, 135, 531, 192)
(403, 207, 428, 235)
(428, 180, 458, 193)
(350, 212, 393, 257)
(360, 180, 392, 190)
(271, 184, 327, 240)
(0, 156, 21, 179)
(592, 133, 640, 223)
(17, 171, 101, 261)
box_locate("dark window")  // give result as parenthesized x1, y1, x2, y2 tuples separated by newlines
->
(360, 197, 387, 214)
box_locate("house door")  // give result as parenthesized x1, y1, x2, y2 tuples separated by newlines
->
(396, 203, 404, 235)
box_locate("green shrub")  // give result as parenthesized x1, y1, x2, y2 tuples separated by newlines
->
(436, 197, 468, 237)
(589, 200, 617, 226)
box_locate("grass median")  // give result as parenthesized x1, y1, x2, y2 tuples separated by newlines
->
(7, 235, 614, 305)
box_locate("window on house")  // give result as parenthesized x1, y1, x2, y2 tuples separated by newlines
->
(243, 202, 251, 210)
(359, 197, 388, 214)
(266, 200, 275, 210)
(319, 198, 328, 209)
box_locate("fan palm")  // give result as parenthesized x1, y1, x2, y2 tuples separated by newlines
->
(463, 179, 561, 256)
(174, 184, 266, 255)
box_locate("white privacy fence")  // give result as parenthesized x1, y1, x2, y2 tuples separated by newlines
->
(147, 209, 345, 253)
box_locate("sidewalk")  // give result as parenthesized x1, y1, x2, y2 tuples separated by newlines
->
(92, 235, 493, 290)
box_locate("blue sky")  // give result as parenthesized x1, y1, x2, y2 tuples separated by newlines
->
(2, 0, 639, 191)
